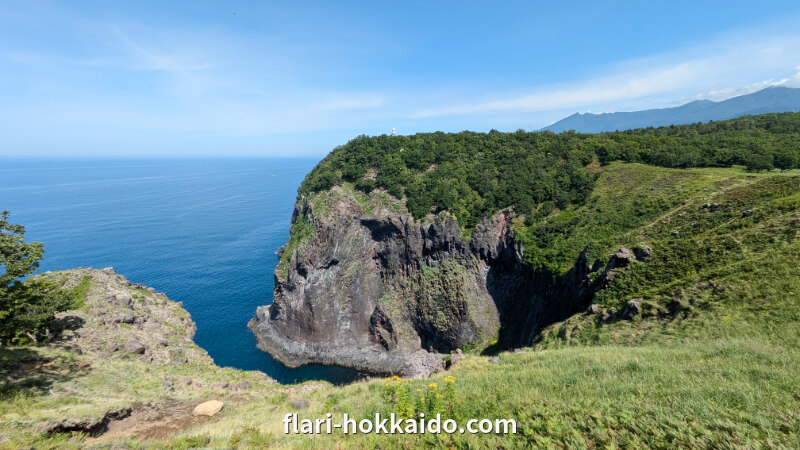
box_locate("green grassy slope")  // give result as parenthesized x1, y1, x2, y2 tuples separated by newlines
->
(4, 163, 798, 448)
(144, 163, 799, 449)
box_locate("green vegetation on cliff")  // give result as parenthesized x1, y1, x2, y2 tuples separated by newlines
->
(4, 115, 800, 448)
(299, 113, 800, 234)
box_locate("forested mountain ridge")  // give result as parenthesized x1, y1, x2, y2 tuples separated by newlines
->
(542, 86, 800, 133)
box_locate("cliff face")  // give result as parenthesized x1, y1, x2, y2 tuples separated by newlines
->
(249, 186, 594, 376)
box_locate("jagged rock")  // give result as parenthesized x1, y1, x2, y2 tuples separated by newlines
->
(233, 381, 252, 391)
(400, 350, 444, 378)
(291, 398, 309, 410)
(614, 246, 633, 267)
(249, 201, 594, 376)
(192, 400, 224, 417)
(633, 245, 652, 261)
(102, 267, 116, 275)
(586, 304, 600, 315)
(622, 300, 642, 320)
(124, 341, 145, 354)
(210, 381, 229, 390)
(489, 356, 500, 364)
(115, 313, 135, 324)
(146, 287, 156, 293)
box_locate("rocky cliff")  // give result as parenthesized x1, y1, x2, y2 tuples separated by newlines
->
(249, 184, 595, 376)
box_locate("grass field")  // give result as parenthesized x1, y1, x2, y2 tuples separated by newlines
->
(2, 163, 799, 448)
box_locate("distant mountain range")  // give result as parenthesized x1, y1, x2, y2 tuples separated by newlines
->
(542, 86, 800, 133)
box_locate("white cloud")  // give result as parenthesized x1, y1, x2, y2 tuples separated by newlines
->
(411, 34, 800, 119)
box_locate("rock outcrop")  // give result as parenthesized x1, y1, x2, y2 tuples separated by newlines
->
(249, 186, 596, 377)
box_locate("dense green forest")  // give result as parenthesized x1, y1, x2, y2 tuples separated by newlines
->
(299, 113, 800, 230)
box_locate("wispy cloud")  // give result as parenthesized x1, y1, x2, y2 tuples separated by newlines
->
(411, 34, 800, 119)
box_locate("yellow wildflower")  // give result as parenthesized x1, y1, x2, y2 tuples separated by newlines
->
(429, 383, 437, 389)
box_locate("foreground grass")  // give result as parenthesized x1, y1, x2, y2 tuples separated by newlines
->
(148, 340, 800, 448)
(2, 163, 798, 448)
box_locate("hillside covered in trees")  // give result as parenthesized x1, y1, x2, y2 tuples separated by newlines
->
(300, 113, 800, 233)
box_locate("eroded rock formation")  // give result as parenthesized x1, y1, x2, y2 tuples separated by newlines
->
(249, 186, 595, 376)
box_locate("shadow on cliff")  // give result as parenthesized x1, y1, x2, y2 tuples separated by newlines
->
(483, 248, 595, 353)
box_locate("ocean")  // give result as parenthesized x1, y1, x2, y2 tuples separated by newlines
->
(0, 158, 363, 384)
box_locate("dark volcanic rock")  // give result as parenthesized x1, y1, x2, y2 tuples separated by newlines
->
(249, 188, 594, 377)
(623, 300, 642, 320)
(614, 246, 634, 267)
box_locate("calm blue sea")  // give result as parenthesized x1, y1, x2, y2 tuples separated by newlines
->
(0, 158, 362, 384)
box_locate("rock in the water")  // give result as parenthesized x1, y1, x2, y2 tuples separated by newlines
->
(622, 300, 642, 320)
(291, 398, 309, 410)
(124, 341, 145, 355)
(192, 400, 224, 417)
(586, 304, 600, 315)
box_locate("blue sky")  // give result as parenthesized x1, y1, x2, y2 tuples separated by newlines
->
(2, 1, 800, 157)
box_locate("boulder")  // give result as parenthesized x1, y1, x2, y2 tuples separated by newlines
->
(622, 300, 642, 320)
(399, 350, 444, 378)
(192, 400, 224, 417)
(614, 246, 633, 267)
(586, 304, 600, 315)
(124, 341, 145, 355)
(102, 267, 116, 275)
(233, 381, 252, 391)
(633, 244, 652, 261)
(210, 381, 229, 390)
(115, 313, 135, 324)
(291, 398, 309, 410)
